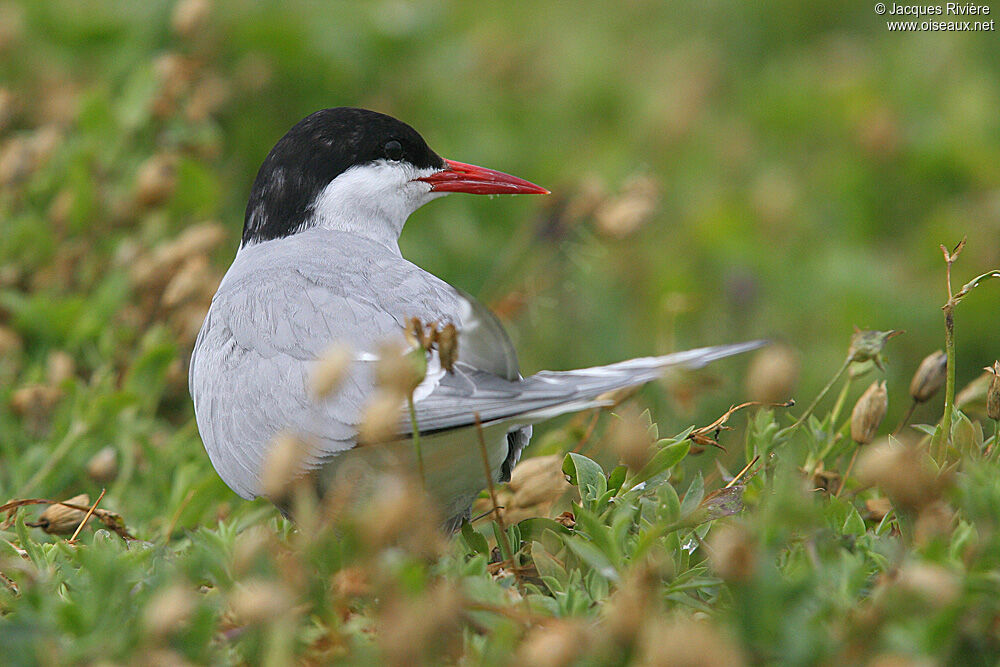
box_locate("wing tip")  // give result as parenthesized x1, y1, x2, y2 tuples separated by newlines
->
(681, 339, 770, 368)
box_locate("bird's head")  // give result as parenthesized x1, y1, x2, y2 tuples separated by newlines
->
(241, 107, 548, 249)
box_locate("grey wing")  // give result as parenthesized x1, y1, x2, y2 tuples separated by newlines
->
(408, 341, 767, 435)
(451, 286, 520, 381)
(190, 280, 388, 498)
(449, 286, 530, 480)
(190, 263, 460, 498)
(189, 238, 526, 498)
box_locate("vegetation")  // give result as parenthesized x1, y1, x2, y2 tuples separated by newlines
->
(1, 1, 999, 664)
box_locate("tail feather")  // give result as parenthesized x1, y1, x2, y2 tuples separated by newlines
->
(515, 340, 767, 423)
(409, 341, 767, 433)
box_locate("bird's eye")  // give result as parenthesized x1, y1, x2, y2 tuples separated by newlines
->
(384, 140, 403, 161)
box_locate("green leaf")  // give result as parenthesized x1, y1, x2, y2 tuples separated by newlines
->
(874, 508, 895, 536)
(630, 440, 690, 489)
(842, 506, 866, 537)
(516, 518, 572, 544)
(563, 537, 619, 582)
(14, 514, 44, 569)
(679, 472, 705, 519)
(574, 506, 621, 567)
(461, 521, 489, 556)
(951, 410, 983, 455)
(562, 452, 607, 505)
(532, 541, 568, 591)
(607, 464, 628, 496)
(658, 482, 681, 524)
(492, 522, 514, 561)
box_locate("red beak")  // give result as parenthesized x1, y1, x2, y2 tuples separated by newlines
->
(417, 159, 549, 195)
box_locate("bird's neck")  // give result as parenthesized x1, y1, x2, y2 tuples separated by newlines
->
(308, 190, 407, 254)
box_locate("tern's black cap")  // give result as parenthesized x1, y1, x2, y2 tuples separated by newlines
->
(242, 107, 445, 246)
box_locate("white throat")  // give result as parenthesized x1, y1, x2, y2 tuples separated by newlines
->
(307, 160, 446, 251)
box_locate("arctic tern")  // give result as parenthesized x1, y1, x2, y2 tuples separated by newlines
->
(189, 107, 762, 526)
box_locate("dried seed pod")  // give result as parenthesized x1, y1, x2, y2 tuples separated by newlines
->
(405, 315, 442, 351)
(231, 524, 273, 575)
(332, 566, 371, 598)
(608, 407, 654, 470)
(436, 322, 458, 372)
(865, 496, 892, 522)
(185, 75, 231, 123)
(229, 579, 294, 625)
(373, 341, 425, 397)
(909, 350, 947, 403)
(33, 494, 90, 535)
(134, 153, 177, 207)
(144, 584, 196, 638)
(894, 561, 959, 608)
(847, 328, 902, 369)
(708, 523, 758, 583)
(173, 222, 228, 256)
(260, 432, 311, 501)
(171, 0, 210, 38)
(9, 384, 62, 418)
(403, 316, 425, 348)
(46, 350, 76, 386)
(377, 582, 462, 665)
(851, 380, 888, 445)
(152, 53, 194, 114)
(0, 136, 33, 186)
(857, 440, 943, 511)
(357, 390, 403, 445)
(0, 325, 21, 353)
(955, 370, 991, 416)
(986, 361, 1000, 421)
(507, 454, 571, 508)
(360, 472, 443, 556)
(517, 619, 589, 667)
(638, 618, 746, 667)
(161, 255, 217, 308)
(594, 173, 659, 239)
(744, 344, 799, 404)
(310, 343, 353, 400)
(170, 303, 211, 347)
(0, 87, 15, 132)
(86, 446, 119, 483)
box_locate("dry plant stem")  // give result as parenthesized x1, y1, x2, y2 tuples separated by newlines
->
(163, 487, 196, 542)
(935, 240, 1000, 459)
(69, 488, 106, 542)
(407, 394, 425, 488)
(893, 401, 918, 436)
(725, 455, 760, 489)
(572, 409, 602, 453)
(0, 571, 17, 596)
(938, 239, 966, 461)
(463, 600, 549, 627)
(940, 301, 957, 461)
(1, 498, 135, 540)
(473, 412, 522, 592)
(829, 378, 852, 433)
(811, 419, 851, 471)
(835, 449, 859, 497)
(788, 357, 851, 434)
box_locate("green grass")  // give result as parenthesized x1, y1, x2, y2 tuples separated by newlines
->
(2, 1, 999, 663)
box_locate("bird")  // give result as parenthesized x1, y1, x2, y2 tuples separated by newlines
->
(189, 107, 763, 528)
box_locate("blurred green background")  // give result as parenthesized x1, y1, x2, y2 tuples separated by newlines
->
(1, 0, 998, 510)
